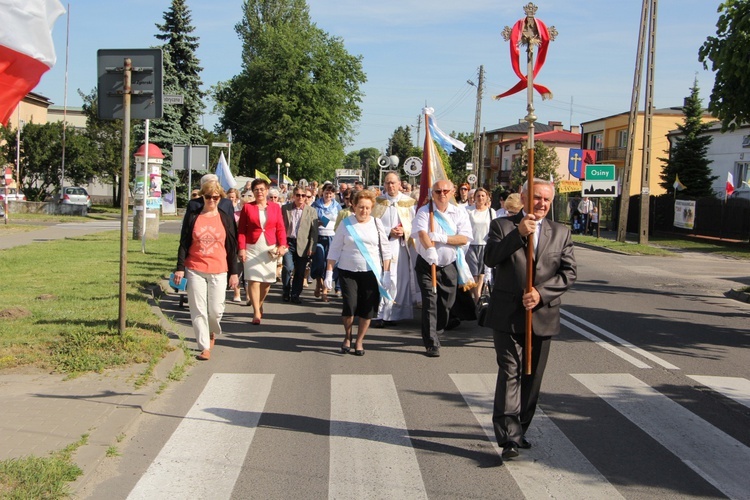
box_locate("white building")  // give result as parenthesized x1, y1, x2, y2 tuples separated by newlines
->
(667, 121, 750, 197)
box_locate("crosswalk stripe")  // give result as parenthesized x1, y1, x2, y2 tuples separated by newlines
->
(561, 318, 652, 369)
(127, 373, 274, 499)
(451, 373, 624, 499)
(687, 375, 750, 410)
(572, 373, 750, 500)
(329, 374, 427, 500)
(562, 309, 680, 370)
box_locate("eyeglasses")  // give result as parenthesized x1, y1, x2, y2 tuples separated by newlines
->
(294, 193, 305, 197)
(433, 189, 451, 195)
(460, 187, 469, 191)
(270, 196, 279, 200)
(204, 194, 221, 201)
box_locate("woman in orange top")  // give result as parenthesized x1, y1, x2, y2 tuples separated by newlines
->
(238, 178, 288, 324)
(174, 180, 239, 361)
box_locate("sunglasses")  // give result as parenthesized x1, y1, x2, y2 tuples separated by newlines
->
(460, 187, 469, 191)
(294, 193, 305, 197)
(203, 194, 221, 201)
(433, 189, 451, 195)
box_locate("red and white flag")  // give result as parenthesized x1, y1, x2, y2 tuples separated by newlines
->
(0, 0, 66, 126)
(726, 172, 735, 197)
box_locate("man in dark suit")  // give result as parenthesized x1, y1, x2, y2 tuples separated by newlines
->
(484, 178, 576, 460)
(281, 186, 319, 303)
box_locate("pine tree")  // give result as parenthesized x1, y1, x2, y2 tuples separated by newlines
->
(659, 80, 716, 198)
(155, 0, 205, 145)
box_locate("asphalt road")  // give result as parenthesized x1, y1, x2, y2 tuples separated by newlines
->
(78, 240, 750, 499)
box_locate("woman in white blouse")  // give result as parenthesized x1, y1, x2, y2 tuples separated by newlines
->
(466, 187, 496, 303)
(325, 190, 392, 356)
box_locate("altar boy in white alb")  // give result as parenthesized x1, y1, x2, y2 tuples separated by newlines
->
(371, 172, 417, 327)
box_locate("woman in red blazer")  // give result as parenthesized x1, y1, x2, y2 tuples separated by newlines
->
(238, 179, 288, 324)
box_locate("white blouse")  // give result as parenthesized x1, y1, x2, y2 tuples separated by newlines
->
(327, 216, 392, 272)
(468, 207, 495, 246)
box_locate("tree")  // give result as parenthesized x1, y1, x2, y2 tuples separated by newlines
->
(448, 131, 473, 184)
(510, 141, 560, 190)
(699, 1, 750, 131)
(1, 122, 96, 200)
(216, 0, 366, 183)
(659, 79, 716, 197)
(387, 126, 416, 163)
(79, 88, 133, 206)
(155, 0, 205, 144)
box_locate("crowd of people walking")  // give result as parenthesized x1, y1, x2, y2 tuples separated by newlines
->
(174, 172, 577, 461)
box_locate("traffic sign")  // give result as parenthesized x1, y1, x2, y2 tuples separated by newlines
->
(403, 157, 422, 176)
(467, 174, 477, 185)
(211, 142, 231, 148)
(97, 48, 163, 120)
(585, 164, 616, 181)
(582, 180, 619, 198)
(164, 94, 184, 105)
(172, 144, 209, 171)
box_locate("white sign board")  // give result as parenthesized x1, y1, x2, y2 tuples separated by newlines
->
(467, 174, 477, 185)
(674, 199, 696, 229)
(403, 157, 423, 176)
(582, 180, 619, 198)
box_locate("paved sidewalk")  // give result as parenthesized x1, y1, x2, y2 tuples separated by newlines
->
(0, 220, 189, 494)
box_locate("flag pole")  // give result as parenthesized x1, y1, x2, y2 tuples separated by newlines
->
(522, 7, 540, 376)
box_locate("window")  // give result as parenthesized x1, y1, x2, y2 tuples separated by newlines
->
(503, 158, 510, 171)
(736, 162, 750, 188)
(504, 145, 510, 151)
(515, 142, 522, 150)
(494, 145, 500, 158)
(589, 133, 603, 151)
(616, 130, 628, 148)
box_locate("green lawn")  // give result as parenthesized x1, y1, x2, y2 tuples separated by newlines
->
(0, 231, 180, 376)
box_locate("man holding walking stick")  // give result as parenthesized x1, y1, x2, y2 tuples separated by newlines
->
(483, 178, 576, 460)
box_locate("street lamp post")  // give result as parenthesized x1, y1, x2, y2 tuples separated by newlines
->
(275, 157, 282, 187)
(285, 162, 290, 184)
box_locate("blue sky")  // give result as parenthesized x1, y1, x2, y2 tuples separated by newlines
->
(36, 0, 721, 153)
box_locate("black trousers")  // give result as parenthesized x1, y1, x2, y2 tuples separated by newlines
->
(415, 255, 457, 349)
(282, 238, 309, 299)
(491, 330, 551, 446)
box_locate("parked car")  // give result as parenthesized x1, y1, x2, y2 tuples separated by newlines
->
(61, 186, 92, 208)
(0, 187, 26, 203)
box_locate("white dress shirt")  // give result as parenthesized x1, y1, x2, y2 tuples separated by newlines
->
(411, 203, 473, 266)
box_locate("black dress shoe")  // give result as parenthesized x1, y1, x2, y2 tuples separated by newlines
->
(290, 296, 301, 304)
(519, 437, 532, 449)
(425, 346, 441, 357)
(341, 342, 351, 354)
(354, 349, 365, 356)
(371, 319, 385, 328)
(501, 442, 519, 459)
(383, 320, 398, 327)
(445, 317, 461, 330)
(282, 293, 291, 302)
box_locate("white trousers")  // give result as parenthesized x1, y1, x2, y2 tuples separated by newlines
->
(186, 268, 227, 351)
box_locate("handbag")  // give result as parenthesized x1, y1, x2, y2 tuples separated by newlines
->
(476, 281, 491, 327)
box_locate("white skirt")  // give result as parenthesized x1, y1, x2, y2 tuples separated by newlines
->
(243, 237, 277, 283)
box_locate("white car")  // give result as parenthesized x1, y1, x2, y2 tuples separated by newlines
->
(0, 187, 26, 203)
(61, 186, 92, 208)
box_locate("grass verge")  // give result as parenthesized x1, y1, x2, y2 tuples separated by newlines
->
(572, 235, 674, 256)
(0, 230, 180, 376)
(0, 434, 87, 499)
(0, 224, 45, 234)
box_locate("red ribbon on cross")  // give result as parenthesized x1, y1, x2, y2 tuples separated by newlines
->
(494, 17, 553, 100)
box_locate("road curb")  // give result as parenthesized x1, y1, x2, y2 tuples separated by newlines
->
(70, 283, 193, 495)
(573, 241, 629, 255)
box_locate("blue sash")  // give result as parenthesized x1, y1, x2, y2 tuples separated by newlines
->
(342, 217, 394, 302)
(433, 209, 475, 289)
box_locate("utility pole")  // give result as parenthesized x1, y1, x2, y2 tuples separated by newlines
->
(638, 0, 658, 244)
(469, 65, 484, 185)
(617, 0, 657, 243)
(415, 114, 422, 148)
